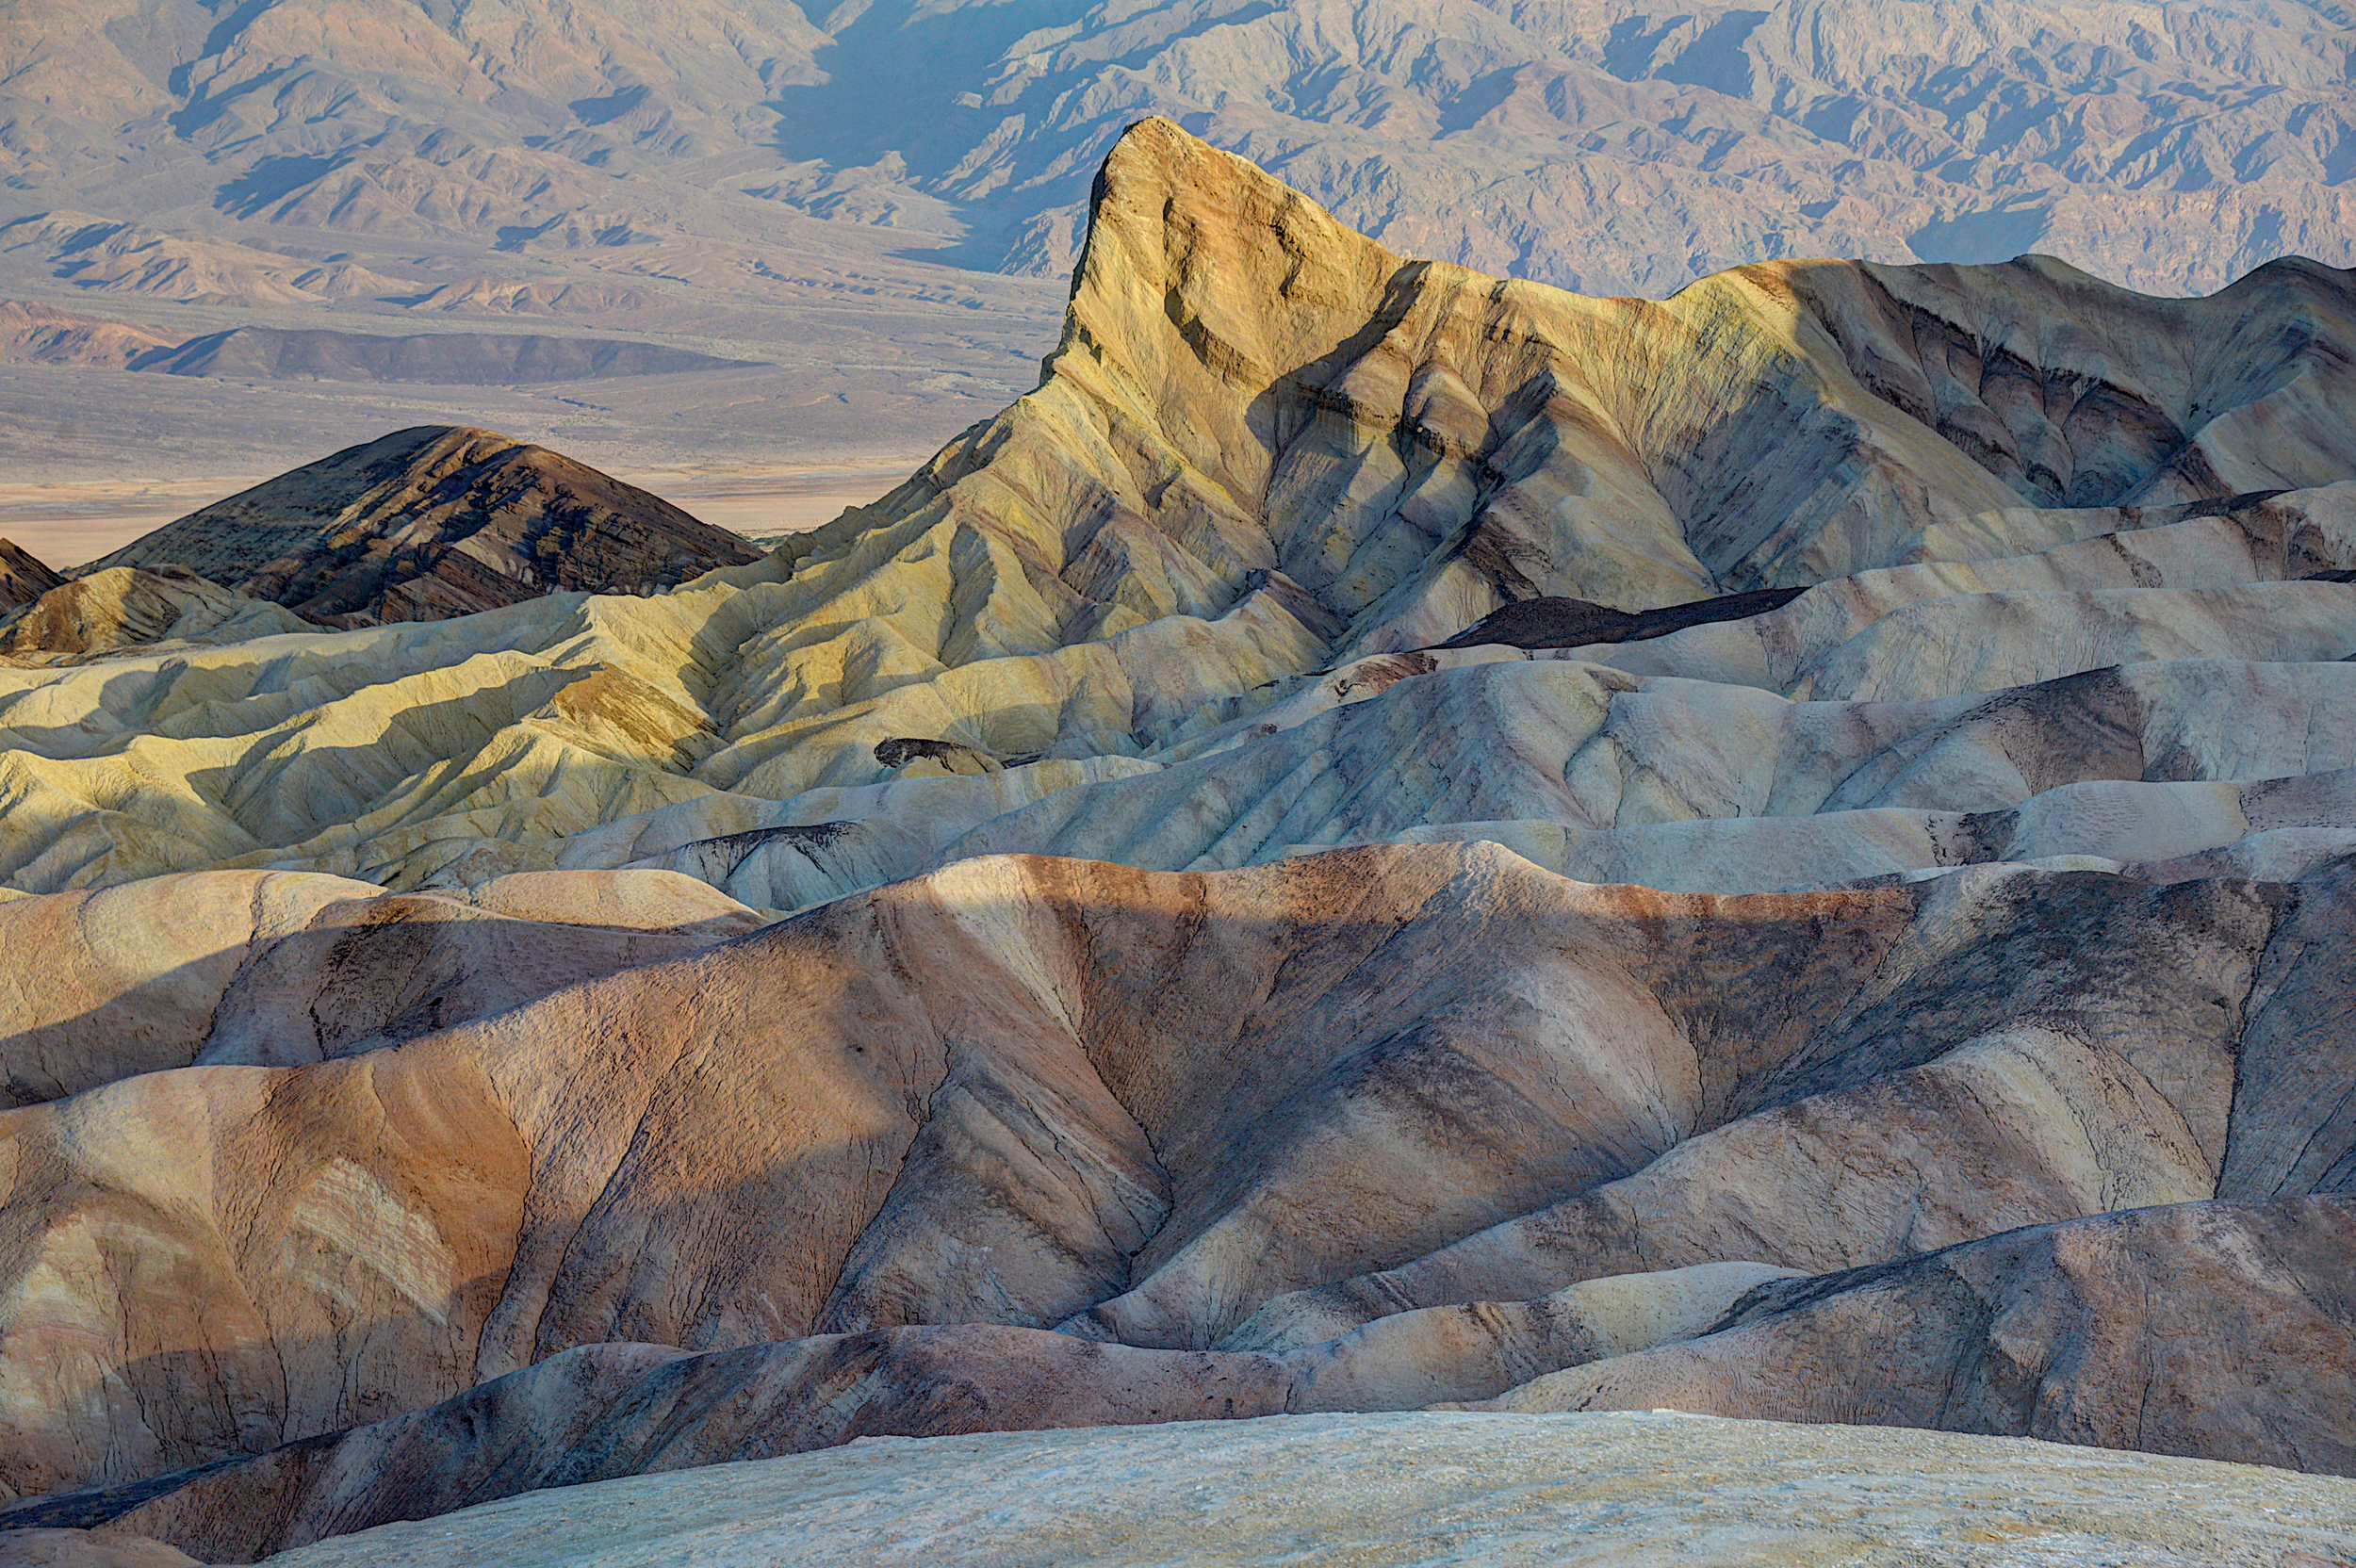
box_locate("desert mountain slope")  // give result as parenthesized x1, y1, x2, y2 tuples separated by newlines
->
(0, 845, 2349, 1498)
(0, 842, 2348, 1551)
(1471, 1199, 2356, 1465)
(4, 0, 2351, 301)
(0, 119, 2351, 1560)
(0, 300, 187, 368)
(90, 426, 764, 625)
(8, 0, 2348, 487)
(147, 1415, 2356, 1568)
(125, 328, 754, 384)
(0, 566, 315, 662)
(0, 539, 66, 611)
(23, 1204, 2350, 1561)
(0, 121, 2348, 897)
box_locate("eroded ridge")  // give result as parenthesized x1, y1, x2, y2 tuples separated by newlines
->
(0, 120, 2350, 1563)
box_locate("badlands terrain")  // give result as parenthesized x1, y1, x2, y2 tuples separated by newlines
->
(1, 0, 2353, 487)
(0, 117, 2352, 1560)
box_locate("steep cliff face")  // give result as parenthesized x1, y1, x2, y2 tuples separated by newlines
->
(90, 427, 763, 625)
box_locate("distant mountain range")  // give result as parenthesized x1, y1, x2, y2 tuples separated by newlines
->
(4, 0, 2349, 302)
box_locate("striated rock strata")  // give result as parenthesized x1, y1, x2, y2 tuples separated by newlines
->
(0, 119, 2349, 1563)
(0, 539, 66, 612)
(89, 426, 763, 626)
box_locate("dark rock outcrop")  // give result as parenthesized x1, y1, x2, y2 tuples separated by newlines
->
(89, 427, 764, 625)
(1432, 587, 1808, 651)
(0, 538, 67, 611)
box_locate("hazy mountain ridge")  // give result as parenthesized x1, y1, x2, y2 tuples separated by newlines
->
(5, 0, 2347, 485)
(3, 0, 2349, 303)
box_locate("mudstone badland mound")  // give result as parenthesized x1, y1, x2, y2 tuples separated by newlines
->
(0, 118, 2354, 1562)
(87, 426, 764, 627)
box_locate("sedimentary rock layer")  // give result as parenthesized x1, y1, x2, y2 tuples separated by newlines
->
(0, 119, 2350, 1564)
(90, 426, 762, 626)
(0, 842, 2350, 1522)
(0, 540, 65, 612)
(0, 122, 2346, 900)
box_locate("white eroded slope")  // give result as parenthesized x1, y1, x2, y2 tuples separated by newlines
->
(252, 1413, 2356, 1568)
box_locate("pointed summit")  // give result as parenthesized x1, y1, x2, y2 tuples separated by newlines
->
(90, 427, 764, 625)
(0, 536, 67, 611)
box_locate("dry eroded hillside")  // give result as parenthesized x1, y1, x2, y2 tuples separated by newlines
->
(0, 119, 2351, 1564)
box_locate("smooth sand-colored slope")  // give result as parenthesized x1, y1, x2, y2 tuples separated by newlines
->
(249, 1413, 2356, 1568)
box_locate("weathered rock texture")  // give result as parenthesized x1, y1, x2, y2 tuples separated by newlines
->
(134, 1415, 2356, 1568)
(1467, 1198, 2356, 1476)
(0, 566, 309, 661)
(2, 1258, 1800, 1560)
(0, 120, 2349, 1564)
(89, 426, 763, 625)
(0, 841, 2351, 1550)
(0, 300, 187, 369)
(0, 122, 2348, 901)
(0, 541, 66, 612)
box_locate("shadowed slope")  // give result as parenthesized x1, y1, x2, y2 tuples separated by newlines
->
(89, 427, 762, 626)
(0, 120, 2350, 1559)
(0, 842, 2350, 1513)
(20, 1200, 2352, 1561)
(0, 540, 66, 612)
(0, 122, 2347, 900)
(1472, 1198, 2356, 1475)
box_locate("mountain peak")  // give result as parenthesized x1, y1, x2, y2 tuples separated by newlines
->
(92, 426, 763, 625)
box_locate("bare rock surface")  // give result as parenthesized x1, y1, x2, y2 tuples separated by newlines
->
(0, 567, 310, 661)
(0, 841, 2351, 1516)
(237, 1414, 2356, 1568)
(8, 0, 2352, 305)
(5, 1261, 1793, 1560)
(90, 427, 762, 626)
(0, 1529, 196, 1567)
(0, 541, 66, 612)
(0, 869, 758, 1104)
(0, 119, 2349, 1564)
(0, 302, 186, 370)
(1468, 1198, 2356, 1477)
(0, 123, 2346, 901)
